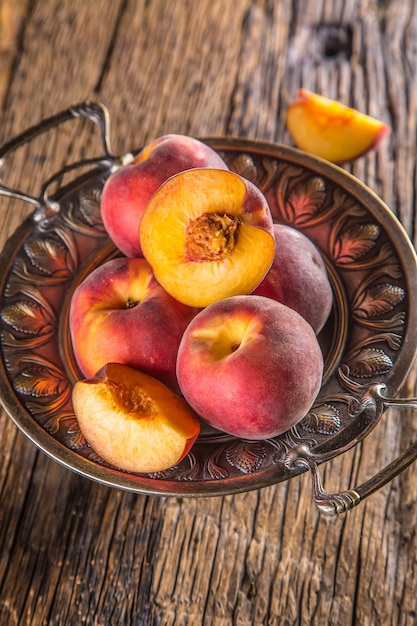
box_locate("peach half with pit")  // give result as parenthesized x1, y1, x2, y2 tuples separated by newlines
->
(253, 224, 333, 333)
(139, 168, 275, 308)
(69, 256, 198, 388)
(286, 89, 391, 163)
(176, 295, 324, 440)
(72, 363, 201, 474)
(100, 134, 229, 257)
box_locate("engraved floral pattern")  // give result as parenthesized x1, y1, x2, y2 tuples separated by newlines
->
(0, 141, 414, 495)
(284, 176, 327, 225)
(352, 283, 405, 319)
(225, 440, 267, 473)
(1, 299, 55, 338)
(333, 224, 379, 264)
(301, 404, 341, 435)
(24, 233, 77, 277)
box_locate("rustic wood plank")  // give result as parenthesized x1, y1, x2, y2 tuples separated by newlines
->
(0, 0, 417, 624)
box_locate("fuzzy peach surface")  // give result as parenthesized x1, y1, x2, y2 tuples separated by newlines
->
(253, 223, 333, 333)
(176, 295, 324, 440)
(69, 257, 198, 387)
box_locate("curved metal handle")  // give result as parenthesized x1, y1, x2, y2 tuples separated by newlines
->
(285, 387, 417, 514)
(0, 101, 123, 218)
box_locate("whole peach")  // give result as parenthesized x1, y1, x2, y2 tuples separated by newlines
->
(69, 256, 198, 389)
(176, 295, 323, 440)
(100, 134, 229, 257)
(253, 224, 333, 333)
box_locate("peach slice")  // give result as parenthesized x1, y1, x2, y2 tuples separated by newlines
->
(139, 168, 275, 307)
(72, 363, 201, 473)
(285, 89, 391, 163)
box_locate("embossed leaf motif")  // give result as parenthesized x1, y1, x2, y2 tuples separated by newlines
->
(285, 176, 326, 225)
(1, 301, 55, 335)
(301, 404, 341, 435)
(346, 348, 393, 378)
(333, 223, 379, 264)
(353, 283, 405, 318)
(205, 453, 229, 479)
(24, 237, 75, 277)
(65, 420, 87, 449)
(225, 440, 267, 474)
(13, 366, 69, 397)
(147, 466, 177, 479)
(231, 153, 258, 185)
(66, 431, 87, 450)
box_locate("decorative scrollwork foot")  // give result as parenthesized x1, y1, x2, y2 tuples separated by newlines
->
(284, 445, 361, 515)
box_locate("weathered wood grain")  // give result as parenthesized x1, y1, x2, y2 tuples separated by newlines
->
(1, 0, 417, 624)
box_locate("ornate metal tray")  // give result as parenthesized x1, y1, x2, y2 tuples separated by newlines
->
(1, 102, 417, 514)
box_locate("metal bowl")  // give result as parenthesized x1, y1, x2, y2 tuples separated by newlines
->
(0, 102, 416, 514)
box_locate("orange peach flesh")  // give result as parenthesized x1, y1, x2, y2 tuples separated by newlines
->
(286, 89, 390, 163)
(139, 169, 275, 307)
(73, 364, 200, 473)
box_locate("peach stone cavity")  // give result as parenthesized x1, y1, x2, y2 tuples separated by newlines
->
(185, 212, 240, 262)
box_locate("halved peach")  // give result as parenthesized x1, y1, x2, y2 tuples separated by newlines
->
(285, 89, 391, 163)
(72, 363, 200, 473)
(139, 168, 275, 307)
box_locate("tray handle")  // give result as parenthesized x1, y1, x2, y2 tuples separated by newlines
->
(285, 386, 417, 515)
(0, 101, 123, 218)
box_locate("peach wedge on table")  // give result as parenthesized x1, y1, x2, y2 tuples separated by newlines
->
(285, 89, 391, 163)
(72, 363, 200, 474)
(100, 134, 229, 257)
(176, 295, 324, 440)
(69, 256, 198, 389)
(139, 168, 275, 307)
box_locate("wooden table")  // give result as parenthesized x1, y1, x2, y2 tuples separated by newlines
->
(1, 1, 417, 624)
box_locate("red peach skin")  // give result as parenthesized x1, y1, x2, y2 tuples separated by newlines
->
(176, 295, 323, 440)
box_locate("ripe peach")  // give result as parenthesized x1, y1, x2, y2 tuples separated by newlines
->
(176, 295, 323, 440)
(139, 168, 275, 307)
(286, 89, 391, 163)
(69, 256, 198, 388)
(100, 134, 229, 257)
(72, 363, 200, 473)
(253, 224, 333, 333)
